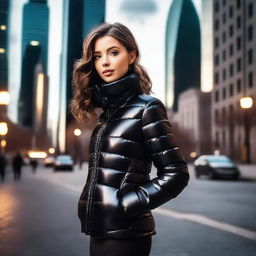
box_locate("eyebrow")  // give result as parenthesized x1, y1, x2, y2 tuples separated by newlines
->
(94, 46, 120, 54)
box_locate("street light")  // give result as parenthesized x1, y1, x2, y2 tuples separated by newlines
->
(49, 148, 55, 154)
(74, 129, 81, 167)
(74, 129, 81, 136)
(0, 91, 10, 105)
(0, 122, 8, 153)
(0, 92, 9, 153)
(240, 97, 253, 109)
(240, 96, 253, 163)
(1, 139, 7, 149)
(0, 123, 8, 135)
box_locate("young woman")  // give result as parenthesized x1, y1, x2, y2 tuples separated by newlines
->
(71, 22, 189, 256)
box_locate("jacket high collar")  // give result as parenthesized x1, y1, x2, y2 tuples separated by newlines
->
(92, 73, 142, 110)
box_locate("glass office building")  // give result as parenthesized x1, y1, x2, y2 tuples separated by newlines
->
(0, 0, 9, 91)
(18, 0, 49, 127)
(165, 0, 201, 111)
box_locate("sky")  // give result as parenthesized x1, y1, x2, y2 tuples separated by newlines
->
(8, 0, 202, 123)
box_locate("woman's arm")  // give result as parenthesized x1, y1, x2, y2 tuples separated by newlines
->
(121, 98, 189, 219)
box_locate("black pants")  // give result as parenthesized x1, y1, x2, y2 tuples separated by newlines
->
(90, 236, 152, 256)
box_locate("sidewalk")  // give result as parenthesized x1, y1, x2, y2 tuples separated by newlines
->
(238, 164, 256, 180)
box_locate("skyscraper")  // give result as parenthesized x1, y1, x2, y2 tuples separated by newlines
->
(0, 0, 9, 91)
(18, 0, 49, 127)
(165, 0, 201, 111)
(83, 0, 105, 36)
(19, 44, 41, 127)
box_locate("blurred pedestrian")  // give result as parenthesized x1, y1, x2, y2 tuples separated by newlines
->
(71, 23, 189, 256)
(79, 159, 83, 169)
(30, 158, 38, 173)
(12, 153, 23, 180)
(0, 152, 7, 181)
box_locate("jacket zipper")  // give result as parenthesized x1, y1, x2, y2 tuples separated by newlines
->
(85, 99, 110, 234)
(85, 95, 133, 233)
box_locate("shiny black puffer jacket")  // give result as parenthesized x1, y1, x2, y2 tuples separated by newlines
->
(78, 73, 189, 238)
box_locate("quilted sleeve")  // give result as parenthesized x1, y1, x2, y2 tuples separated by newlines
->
(121, 98, 189, 218)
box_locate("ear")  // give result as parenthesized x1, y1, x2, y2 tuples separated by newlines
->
(129, 50, 136, 64)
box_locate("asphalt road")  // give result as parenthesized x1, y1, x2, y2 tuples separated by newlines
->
(0, 163, 256, 256)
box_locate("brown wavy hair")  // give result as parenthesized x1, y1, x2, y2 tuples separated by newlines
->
(71, 22, 152, 121)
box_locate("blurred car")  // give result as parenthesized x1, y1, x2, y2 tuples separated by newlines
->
(54, 155, 74, 171)
(194, 155, 240, 180)
(44, 156, 55, 167)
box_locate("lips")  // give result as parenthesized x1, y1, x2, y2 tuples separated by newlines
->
(103, 69, 114, 76)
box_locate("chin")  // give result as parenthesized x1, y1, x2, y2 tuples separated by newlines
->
(102, 76, 120, 83)
(102, 72, 128, 83)
(103, 77, 116, 83)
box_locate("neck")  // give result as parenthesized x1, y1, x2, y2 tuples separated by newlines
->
(92, 73, 142, 109)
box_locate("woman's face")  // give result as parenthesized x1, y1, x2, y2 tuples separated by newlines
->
(94, 36, 135, 83)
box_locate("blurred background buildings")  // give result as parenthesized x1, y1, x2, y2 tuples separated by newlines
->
(211, 0, 256, 163)
(18, 0, 49, 128)
(0, 0, 255, 163)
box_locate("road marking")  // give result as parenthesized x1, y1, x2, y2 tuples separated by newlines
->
(154, 208, 256, 241)
(38, 174, 256, 241)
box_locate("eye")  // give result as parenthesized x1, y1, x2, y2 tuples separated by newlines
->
(110, 51, 119, 56)
(94, 55, 101, 60)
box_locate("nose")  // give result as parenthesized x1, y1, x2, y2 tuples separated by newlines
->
(101, 55, 110, 67)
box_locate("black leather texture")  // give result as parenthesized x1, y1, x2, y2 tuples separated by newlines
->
(78, 73, 189, 238)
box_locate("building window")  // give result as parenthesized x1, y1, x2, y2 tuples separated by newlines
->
(248, 3, 253, 18)
(237, 79, 241, 92)
(229, 63, 234, 77)
(215, 109, 219, 126)
(237, 16, 241, 29)
(229, 84, 234, 96)
(229, 44, 233, 56)
(215, 19, 220, 30)
(222, 130, 226, 149)
(248, 49, 253, 64)
(222, 107, 226, 126)
(223, 49, 226, 61)
(248, 25, 253, 41)
(215, 90, 219, 102)
(223, 69, 226, 81)
(237, 58, 241, 72)
(223, 87, 226, 99)
(222, 12, 226, 24)
(215, 37, 219, 48)
(215, 1, 219, 12)
(237, 36, 241, 50)
(248, 72, 253, 88)
(215, 72, 219, 84)
(229, 25, 233, 37)
(222, 31, 226, 43)
(215, 54, 219, 65)
(229, 104, 234, 125)
(237, 0, 241, 8)
(229, 6, 233, 18)
(215, 131, 220, 147)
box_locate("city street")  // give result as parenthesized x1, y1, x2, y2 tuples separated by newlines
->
(1, 163, 256, 256)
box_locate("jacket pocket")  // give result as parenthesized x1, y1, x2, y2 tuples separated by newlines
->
(119, 186, 149, 221)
